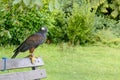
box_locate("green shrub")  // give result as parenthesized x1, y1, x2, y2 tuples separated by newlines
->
(1, 0, 120, 46)
(93, 16, 120, 46)
(66, 3, 95, 45)
(113, 20, 120, 37)
(48, 10, 67, 43)
(48, 2, 96, 45)
(0, 1, 51, 45)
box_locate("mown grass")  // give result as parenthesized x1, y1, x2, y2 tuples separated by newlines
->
(0, 44, 120, 80)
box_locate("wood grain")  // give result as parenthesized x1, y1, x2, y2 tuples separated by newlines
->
(0, 57, 44, 70)
(0, 69, 46, 80)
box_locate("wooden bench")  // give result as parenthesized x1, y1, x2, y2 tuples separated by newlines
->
(0, 57, 46, 80)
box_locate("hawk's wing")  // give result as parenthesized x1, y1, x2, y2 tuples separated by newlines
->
(14, 33, 44, 52)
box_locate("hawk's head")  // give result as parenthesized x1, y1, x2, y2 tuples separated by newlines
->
(39, 26, 48, 33)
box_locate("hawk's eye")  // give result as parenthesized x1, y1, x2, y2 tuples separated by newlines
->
(41, 27, 45, 30)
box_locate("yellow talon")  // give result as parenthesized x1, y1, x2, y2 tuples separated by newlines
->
(26, 54, 35, 64)
(30, 56, 35, 64)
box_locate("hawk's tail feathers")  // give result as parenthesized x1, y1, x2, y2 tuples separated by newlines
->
(11, 51, 19, 58)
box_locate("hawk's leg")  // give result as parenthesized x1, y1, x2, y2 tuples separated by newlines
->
(29, 53, 35, 64)
(28, 48, 36, 64)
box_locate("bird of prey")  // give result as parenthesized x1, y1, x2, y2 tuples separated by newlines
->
(11, 26, 48, 63)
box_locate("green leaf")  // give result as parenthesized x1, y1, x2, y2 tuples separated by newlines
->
(54, 0, 60, 9)
(103, 2, 108, 8)
(49, 0, 54, 11)
(109, 4, 116, 10)
(111, 9, 118, 18)
(119, 6, 120, 11)
(23, 0, 30, 6)
(101, 7, 108, 13)
(7, 31, 12, 39)
(13, 0, 21, 5)
(34, 0, 43, 7)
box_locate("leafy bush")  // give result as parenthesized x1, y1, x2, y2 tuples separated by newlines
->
(1, 0, 120, 46)
(0, 1, 51, 45)
(49, 2, 95, 45)
(66, 3, 95, 45)
(48, 10, 67, 43)
(93, 16, 120, 46)
(113, 20, 120, 37)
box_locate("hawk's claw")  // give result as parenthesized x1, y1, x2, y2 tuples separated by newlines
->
(30, 56, 35, 64)
(26, 55, 36, 64)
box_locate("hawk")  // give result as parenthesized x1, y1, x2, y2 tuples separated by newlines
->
(11, 26, 47, 63)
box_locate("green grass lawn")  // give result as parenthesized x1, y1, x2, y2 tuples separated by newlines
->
(0, 44, 120, 80)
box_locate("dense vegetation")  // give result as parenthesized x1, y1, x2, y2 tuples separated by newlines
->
(0, 0, 120, 46)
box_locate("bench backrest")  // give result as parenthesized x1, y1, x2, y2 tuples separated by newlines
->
(0, 57, 46, 80)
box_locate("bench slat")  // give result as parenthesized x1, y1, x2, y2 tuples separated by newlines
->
(0, 69, 46, 80)
(0, 57, 44, 70)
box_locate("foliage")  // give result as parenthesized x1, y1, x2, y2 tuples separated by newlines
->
(0, 0, 120, 46)
(0, 0, 51, 45)
(48, 2, 95, 45)
(85, 0, 120, 20)
(48, 0, 120, 45)
(113, 20, 120, 37)
(13, 0, 43, 7)
(48, 10, 67, 43)
(66, 3, 95, 45)
(94, 0, 120, 20)
(93, 16, 120, 46)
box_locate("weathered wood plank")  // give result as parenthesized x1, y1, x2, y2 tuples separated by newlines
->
(0, 57, 44, 70)
(0, 69, 46, 80)
(32, 66, 40, 80)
